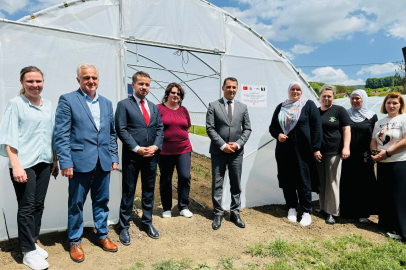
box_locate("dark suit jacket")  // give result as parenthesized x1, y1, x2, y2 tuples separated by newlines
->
(54, 89, 119, 172)
(206, 98, 251, 156)
(115, 96, 164, 162)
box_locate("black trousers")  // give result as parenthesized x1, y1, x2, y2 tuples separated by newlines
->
(10, 162, 51, 253)
(283, 188, 312, 213)
(211, 154, 243, 216)
(120, 156, 157, 229)
(377, 161, 406, 238)
(158, 152, 191, 211)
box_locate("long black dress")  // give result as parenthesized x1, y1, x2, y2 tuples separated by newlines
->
(340, 115, 378, 218)
(269, 100, 322, 192)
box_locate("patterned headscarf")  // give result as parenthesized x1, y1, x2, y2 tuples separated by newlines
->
(347, 89, 375, 122)
(278, 81, 308, 135)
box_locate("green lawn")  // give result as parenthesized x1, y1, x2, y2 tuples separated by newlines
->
(189, 125, 208, 137)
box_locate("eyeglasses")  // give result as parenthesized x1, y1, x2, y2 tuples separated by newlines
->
(170, 91, 181, 96)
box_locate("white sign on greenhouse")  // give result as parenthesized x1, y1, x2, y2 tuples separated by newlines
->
(0, 0, 319, 241)
(241, 84, 268, 107)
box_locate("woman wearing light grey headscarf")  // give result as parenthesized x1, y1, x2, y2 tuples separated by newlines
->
(270, 81, 322, 227)
(340, 89, 378, 223)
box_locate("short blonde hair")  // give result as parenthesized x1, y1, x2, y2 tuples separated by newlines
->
(320, 84, 336, 96)
(380, 92, 405, 114)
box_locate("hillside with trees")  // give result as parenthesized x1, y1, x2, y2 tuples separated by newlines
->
(310, 63, 406, 97)
(365, 75, 403, 89)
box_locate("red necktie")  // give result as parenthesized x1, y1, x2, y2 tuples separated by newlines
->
(140, 100, 150, 126)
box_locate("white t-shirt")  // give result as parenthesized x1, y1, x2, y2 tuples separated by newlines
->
(373, 114, 406, 162)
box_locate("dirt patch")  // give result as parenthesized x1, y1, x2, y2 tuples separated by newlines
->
(0, 153, 387, 269)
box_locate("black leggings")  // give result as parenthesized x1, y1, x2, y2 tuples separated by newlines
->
(283, 188, 312, 213)
(159, 152, 191, 211)
(377, 161, 406, 238)
(10, 162, 51, 253)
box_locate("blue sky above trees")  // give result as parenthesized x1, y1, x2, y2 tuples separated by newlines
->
(1, 0, 405, 85)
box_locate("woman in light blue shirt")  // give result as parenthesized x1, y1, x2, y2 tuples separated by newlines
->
(0, 66, 59, 270)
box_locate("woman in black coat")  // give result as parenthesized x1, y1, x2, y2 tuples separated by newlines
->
(269, 81, 322, 227)
(340, 89, 377, 222)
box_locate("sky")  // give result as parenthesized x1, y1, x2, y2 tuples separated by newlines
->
(0, 0, 405, 86)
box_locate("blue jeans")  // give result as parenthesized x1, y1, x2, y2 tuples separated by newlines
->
(67, 161, 110, 245)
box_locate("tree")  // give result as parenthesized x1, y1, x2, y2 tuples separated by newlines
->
(395, 61, 406, 94)
(336, 85, 346, 93)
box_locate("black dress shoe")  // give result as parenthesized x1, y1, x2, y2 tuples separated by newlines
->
(326, 214, 336, 225)
(212, 215, 223, 230)
(119, 228, 130, 245)
(141, 224, 160, 239)
(230, 213, 245, 228)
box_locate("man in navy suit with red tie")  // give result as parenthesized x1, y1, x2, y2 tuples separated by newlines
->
(115, 71, 164, 245)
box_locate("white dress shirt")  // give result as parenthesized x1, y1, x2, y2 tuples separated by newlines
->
(133, 94, 151, 117)
(220, 97, 240, 151)
(132, 95, 155, 153)
(80, 89, 100, 130)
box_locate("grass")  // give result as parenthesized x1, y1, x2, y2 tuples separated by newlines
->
(124, 234, 406, 270)
(189, 125, 208, 137)
(152, 258, 192, 270)
(246, 234, 406, 269)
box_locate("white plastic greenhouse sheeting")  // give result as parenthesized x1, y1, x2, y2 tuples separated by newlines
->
(0, 0, 319, 241)
(0, 18, 126, 241)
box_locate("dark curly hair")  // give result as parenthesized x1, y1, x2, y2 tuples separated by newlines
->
(161, 82, 185, 106)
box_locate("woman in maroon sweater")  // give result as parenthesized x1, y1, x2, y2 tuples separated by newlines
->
(157, 83, 193, 218)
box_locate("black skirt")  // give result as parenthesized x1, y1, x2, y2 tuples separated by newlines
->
(377, 160, 406, 238)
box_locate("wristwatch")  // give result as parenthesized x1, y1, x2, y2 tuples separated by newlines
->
(386, 150, 391, 157)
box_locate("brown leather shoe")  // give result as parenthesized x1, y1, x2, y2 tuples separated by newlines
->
(70, 243, 85, 263)
(97, 237, 118, 252)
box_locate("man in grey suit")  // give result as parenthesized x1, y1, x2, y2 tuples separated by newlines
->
(206, 77, 252, 230)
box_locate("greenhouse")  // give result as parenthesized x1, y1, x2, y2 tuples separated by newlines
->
(0, 0, 320, 241)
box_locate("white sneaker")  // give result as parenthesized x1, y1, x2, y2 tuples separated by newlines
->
(287, 208, 297, 222)
(35, 243, 48, 260)
(23, 250, 49, 270)
(180, 209, 193, 218)
(387, 231, 402, 240)
(162, 210, 172, 218)
(359, 218, 369, 223)
(300, 212, 312, 227)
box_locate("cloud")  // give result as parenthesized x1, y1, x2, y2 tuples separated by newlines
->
(279, 44, 318, 60)
(0, 0, 29, 14)
(0, 11, 5, 19)
(0, 0, 62, 16)
(300, 67, 365, 86)
(356, 62, 397, 75)
(221, 0, 406, 42)
(386, 22, 406, 41)
(291, 44, 317, 55)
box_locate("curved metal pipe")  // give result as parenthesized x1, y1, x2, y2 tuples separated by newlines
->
(127, 49, 210, 109)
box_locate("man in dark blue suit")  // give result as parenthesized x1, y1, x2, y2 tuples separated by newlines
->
(54, 63, 119, 263)
(115, 71, 164, 244)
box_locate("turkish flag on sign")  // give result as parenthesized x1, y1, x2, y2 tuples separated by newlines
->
(243, 86, 248, 90)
